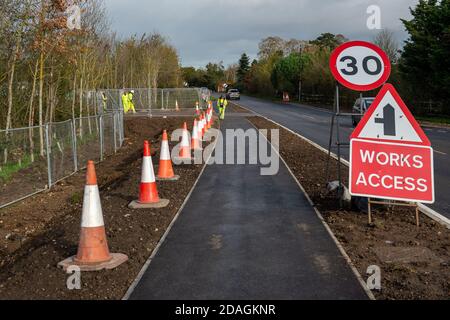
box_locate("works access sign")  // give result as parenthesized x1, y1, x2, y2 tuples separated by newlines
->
(349, 84, 435, 203)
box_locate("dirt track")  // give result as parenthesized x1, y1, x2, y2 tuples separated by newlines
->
(0, 116, 214, 299)
(248, 116, 450, 300)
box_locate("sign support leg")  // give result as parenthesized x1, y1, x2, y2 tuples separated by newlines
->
(368, 198, 372, 225)
(415, 204, 420, 227)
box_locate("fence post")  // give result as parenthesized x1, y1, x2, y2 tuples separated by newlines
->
(71, 119, 78, 172)
(99, 115, 104, 161)
(45, 123, 52, 189)
(120, 111, 124, 146)
(113, 112, 118, 153)
(147, 88, 152, 116)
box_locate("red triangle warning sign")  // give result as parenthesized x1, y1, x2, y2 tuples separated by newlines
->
(351, 84, 431, 146)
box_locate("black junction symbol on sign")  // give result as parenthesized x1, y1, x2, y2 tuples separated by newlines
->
(375, 104, 396, 136)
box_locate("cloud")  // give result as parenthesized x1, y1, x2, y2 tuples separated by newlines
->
(105, 0, 418, 67)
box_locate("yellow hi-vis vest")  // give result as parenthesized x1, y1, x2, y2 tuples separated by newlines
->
(121, 93, 128, 110)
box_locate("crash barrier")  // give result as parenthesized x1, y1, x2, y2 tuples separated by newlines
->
(0, 111, 125, 209)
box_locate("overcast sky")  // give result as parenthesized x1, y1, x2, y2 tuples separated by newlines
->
(105, 0, 418, 68)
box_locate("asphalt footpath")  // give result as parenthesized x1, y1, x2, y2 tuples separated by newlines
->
(128, 111, 369, 300)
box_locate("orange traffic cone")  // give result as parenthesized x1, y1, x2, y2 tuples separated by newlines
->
(205, 108, 210, 129)
(195, 102, 200, 115)
(58, 161, 128, 271)
(174, 122, 191, 164)
(129, 141, 169, 209)
(157, 131, 179, 181)
(197, 114, 204, 139)
(191, 120, 202, 151)
(201, 112, 207, 136)
(208, 107, 213, 129)
(206, 111, 209, 130)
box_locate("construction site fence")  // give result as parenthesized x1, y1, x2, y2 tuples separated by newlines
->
(0, 87, 209, 209)
(0, 111, 125, 209)
(96, 88, 211, 113)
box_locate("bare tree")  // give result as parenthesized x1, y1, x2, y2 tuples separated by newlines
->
(374, 29, 399, 63)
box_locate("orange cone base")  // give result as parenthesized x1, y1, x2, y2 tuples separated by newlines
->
(157, 174, 180, 181)
(128, 198, 170, 209)
(58, 253, 128, 272)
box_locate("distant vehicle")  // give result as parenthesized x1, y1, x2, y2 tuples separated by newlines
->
(226, 89, 241, 100)
(352, 97, 375, 127)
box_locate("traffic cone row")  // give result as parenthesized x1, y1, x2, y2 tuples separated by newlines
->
(59, 101, 215, 272)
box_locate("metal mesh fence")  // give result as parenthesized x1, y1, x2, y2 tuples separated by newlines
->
(76, 116, 101, 170)
(0, 126, 48, 207)
(102, 113, 116, 157)
(0, 111, 124, 209)
(0, 87, 208, 209)
(100, 87, 210, 113)
(48, 120, 76, 184)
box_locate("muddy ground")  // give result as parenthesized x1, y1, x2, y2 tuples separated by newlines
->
(0, 116, 216, 300)
(248, 116, 450, 300)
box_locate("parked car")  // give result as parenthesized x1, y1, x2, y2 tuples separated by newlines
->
(352, 97, 375, 127)
(226, 89, 241, 100)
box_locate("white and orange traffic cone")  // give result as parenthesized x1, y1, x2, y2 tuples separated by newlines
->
(205, 108, 210, 130)
(191, 119, 202, 151)
(129, 141, 169, 209)
(58, 161, 128, 271)
(195, 102, 200, 115)
(201, 112, 207, 136)
(174, 122, 191, 164)
(157, 131, 180, 181)
(208, 107, 213, 129)
(197, 115, 204, 139)
(204, 111, 209, 132)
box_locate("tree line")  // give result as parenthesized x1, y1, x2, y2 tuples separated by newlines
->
(0, 0, 183, 130)
(187, 0, 449, 116)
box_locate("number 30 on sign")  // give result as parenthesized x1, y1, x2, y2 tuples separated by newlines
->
(330, 41, 391, 91)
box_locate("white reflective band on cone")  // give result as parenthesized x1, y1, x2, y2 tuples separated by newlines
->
(160, 141, 171, 160)
(81, 185, 105, 228)
(181, 131, 190, 147)
(141, 156, 156, 183)
(193, 124, 199, 139)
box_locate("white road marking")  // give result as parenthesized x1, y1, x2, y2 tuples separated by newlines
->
(434, 150, 447, 156)
(300, 114, 315, 121)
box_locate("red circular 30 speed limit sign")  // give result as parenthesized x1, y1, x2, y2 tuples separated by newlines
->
(330, 41, 391, 91)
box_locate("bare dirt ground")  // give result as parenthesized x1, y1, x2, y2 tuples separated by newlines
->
(248, 116, 450, 300)
(0, 161, 48, 208)
(0, 116, 216, 300)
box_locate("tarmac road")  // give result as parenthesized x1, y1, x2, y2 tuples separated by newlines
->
(234, 95, 450, 218)
(128, 114, 369, 300)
